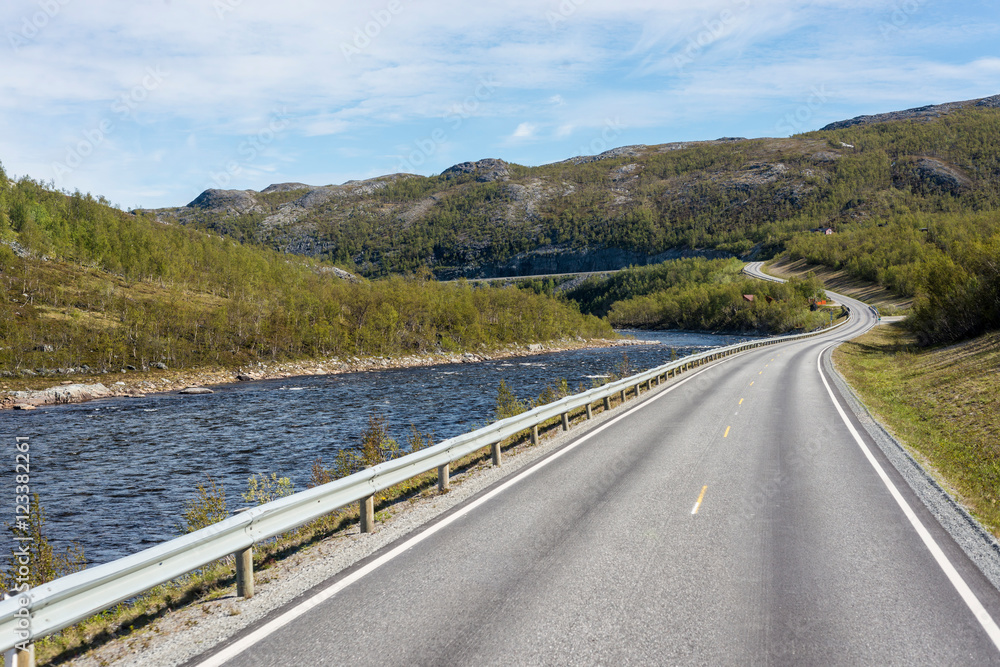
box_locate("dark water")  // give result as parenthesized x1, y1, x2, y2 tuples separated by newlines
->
(3, 330, 756, 565)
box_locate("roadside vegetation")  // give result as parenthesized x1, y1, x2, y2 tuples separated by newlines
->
(833, 325, 1000, 539)
(787, 209, 1000, 344)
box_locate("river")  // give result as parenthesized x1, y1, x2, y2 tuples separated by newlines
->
(4, 330, 757, 566)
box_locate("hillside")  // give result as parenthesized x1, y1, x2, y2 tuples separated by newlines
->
(0, 169, 612, 381)
(145, 95, 1000, 284)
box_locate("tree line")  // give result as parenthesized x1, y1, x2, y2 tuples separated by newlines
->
(564, 257, 831, 333)
(0, 166, 611, 372)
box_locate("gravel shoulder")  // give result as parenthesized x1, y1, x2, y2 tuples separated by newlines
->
(826, 348, 1000, 592)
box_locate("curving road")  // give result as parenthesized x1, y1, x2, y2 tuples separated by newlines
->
(193, 265, 1000, 666)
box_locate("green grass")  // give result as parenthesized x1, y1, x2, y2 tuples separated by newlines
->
(833, 325, 1000, 538)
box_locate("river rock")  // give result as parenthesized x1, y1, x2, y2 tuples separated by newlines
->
(8, 383, 112, 407)
(178, 387, 214, 395)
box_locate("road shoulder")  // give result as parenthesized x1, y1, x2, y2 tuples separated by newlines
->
(822, 345, 1000, 593)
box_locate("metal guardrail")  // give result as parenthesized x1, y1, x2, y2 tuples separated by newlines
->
(0, 308, 851, 654)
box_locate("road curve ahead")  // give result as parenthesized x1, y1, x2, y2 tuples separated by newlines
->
(194, 269, 1000, 666)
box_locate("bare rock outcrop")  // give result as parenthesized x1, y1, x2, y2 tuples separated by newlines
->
(443, 159, 510, 182)
(187, 189, 265, 215)
(261, 182, 314, 194)
(894, 156, 973, 194)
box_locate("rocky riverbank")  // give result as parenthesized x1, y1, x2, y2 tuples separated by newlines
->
(2, 337, 653, 410)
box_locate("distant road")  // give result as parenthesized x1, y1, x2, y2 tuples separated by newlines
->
(446, 269, 624, 283)
(195, 265, 1000, 666)
(743, 260, 785, 284)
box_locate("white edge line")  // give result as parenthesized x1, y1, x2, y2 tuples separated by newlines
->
(195, 357, 733, 666)
(817, 343, 1000, 653)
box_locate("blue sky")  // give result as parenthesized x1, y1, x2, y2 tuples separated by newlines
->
(1, 0, 998, 209)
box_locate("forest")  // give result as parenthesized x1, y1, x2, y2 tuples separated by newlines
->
(0, 167, 611, 373)
(564, 258, 831, 333)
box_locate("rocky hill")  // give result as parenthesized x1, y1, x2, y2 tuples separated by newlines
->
(820, 94, 1000, 130)
(144, 97, 1000, 278)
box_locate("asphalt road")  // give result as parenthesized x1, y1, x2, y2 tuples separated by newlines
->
(195, 269, 1000, 666)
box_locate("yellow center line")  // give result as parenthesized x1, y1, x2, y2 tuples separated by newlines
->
(758, 371, 762, 375)
(723, 425, 731, 438)
(691, 485, 708, 514)
(750, 381, 754, 386)
(739, 398, 744, 405)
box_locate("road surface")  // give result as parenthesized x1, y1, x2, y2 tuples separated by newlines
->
(192, 268, 1000, 666)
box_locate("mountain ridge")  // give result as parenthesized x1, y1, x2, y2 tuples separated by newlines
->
(142, 96, 1000, 279)
(820, 93, 1000, 130)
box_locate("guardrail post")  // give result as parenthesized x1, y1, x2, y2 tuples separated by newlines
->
(438, 463, 450, 492)
(645, 379, 652, 390)
(491, 441, 502, 466)
(235, 545, 254, 599)
(561, 412, 570, 431)
(6, 643, 35, 667)
(360, 495, 375, 533)
(620, 388, 626, 403)
(531, 424, 539, 445)
(634, 383, 640, 397)
(603, 396, 611, 411)
(586, 403, 593, 419)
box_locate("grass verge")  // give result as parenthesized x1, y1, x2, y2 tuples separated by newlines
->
(832, 324, 1000, 539)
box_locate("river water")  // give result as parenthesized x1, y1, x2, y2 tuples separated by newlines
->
(4, 331, 757, 566)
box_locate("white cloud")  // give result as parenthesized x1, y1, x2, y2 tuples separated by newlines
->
(511, 122, 537, 139)
(0, 0, 997, 207)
